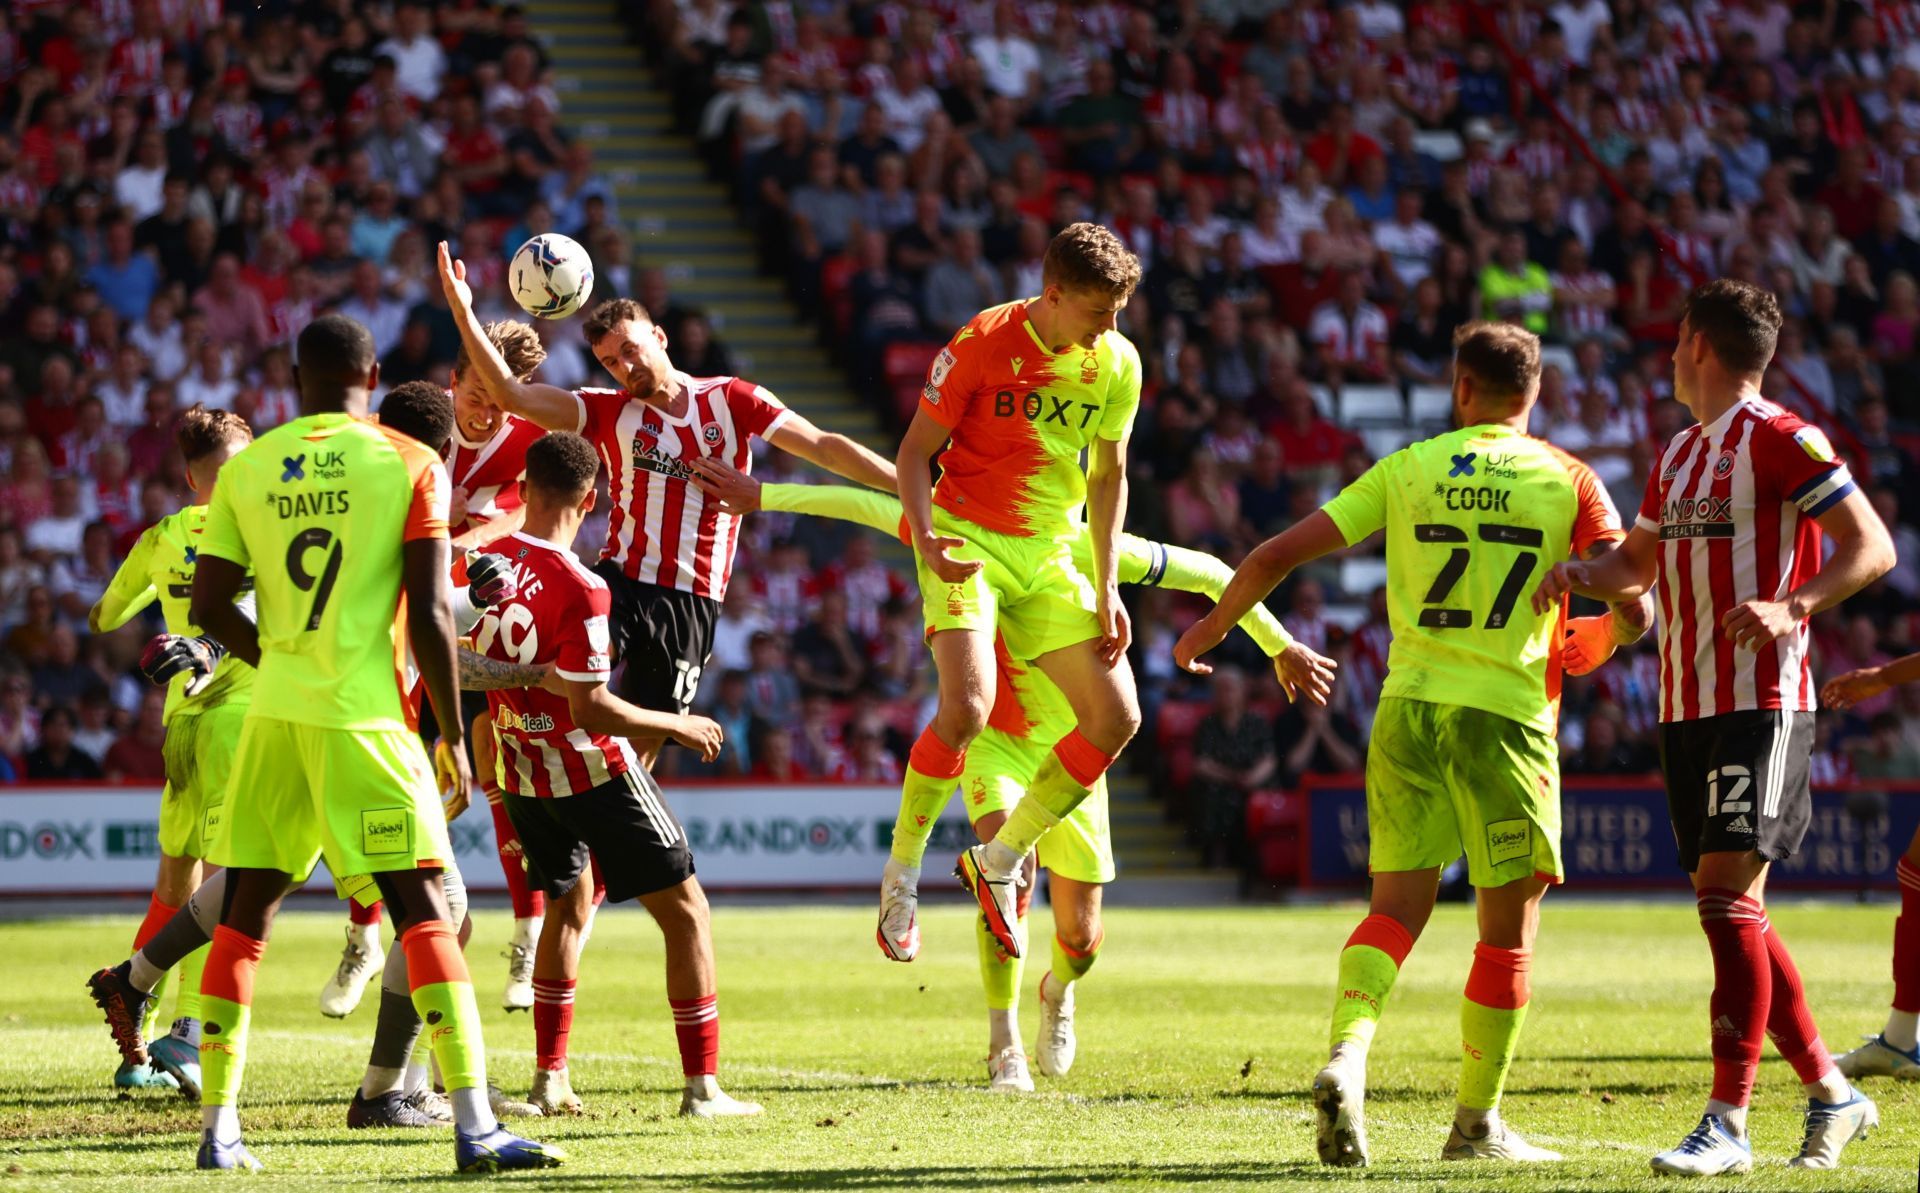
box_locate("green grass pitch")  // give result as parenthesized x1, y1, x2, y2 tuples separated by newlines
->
(0, 899, 1915, 1190)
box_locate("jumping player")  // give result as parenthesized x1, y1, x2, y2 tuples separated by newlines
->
(1534, 279, 1895, 1174)
(688, 459, 1336, 1090)
(132, 315, 554, 1171)
(897, 222, 1145, 962)
(435, 242, 894, 770)
(474, 431, 758, 1119)
(88, 405, 255, 1093)
(1179, 321, 1652, 1165)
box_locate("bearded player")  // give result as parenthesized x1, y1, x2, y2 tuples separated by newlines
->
(1534, 279, 1894, 1174)
(87, 404, 256, 1094)
(1180, 321, 1652, 1165)
(474, 431, 756, 1119)
(435, 242, 893, 775)
(689, 458, 1336, 1090)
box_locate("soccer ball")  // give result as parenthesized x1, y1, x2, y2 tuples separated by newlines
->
(509, 234, 594, 320)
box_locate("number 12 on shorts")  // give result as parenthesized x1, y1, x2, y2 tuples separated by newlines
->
(1414, 522, 1543, 630)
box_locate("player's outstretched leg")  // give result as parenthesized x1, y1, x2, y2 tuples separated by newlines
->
(528, 871, 593, 1116)
(1443, 876, 1559, 1163)
(1037, 876, 1103, 1079)
(1760, 916, 1877, 1168)
(1839, 847, 1920, 1079)
(1315, 900, 1420, 1168)
(320, 899, 386, 1018)
(881, 730, 965, 961)
(375, 870, 562, 1173)
(641, 876, 762, 1118)
(88, 868, 227, 1095)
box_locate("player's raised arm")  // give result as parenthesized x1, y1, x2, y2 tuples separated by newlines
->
(764, 408, 898, 494)
(90, 525, 159, 634)
(897, 406, 980, 583)
(1174, 510, 1351, 676)
(437, 241, 581, 431)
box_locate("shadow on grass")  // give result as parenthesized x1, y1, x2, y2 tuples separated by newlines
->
(376, 1161, 1397, 1189)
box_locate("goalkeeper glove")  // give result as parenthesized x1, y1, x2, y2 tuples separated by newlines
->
(140, 633, 226, 696)
(466, 552, 517, 609)
(1561, 613, 1618, 677)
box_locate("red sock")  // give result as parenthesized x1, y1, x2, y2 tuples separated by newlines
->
(133, 894, 179, 951)
(1762, 919, 1836, 1085)
(669, 994, 719, 1076)
(202, 924, 267, 1004)
(489, 794, 545, 920)
(349, 899, 383, 927)
(1895, 858, 1920, 1013)
(533, 978, 576, 1071)
(1697, 888, 1771, 1107)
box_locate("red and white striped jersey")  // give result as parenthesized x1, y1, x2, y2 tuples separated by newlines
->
(573, 377, 791, 601)
(476, 531, 639, 798)
(446, 412, 544, 540)
(1634, 397, 1858, 723)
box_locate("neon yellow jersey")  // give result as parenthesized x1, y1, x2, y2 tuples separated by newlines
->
(758, 481, 1294, 740)
(199, 413, 451, 731)
(919, 301, 1143, 541)
(94, 504, 255, 720)
(1320, 424, 1623, 734)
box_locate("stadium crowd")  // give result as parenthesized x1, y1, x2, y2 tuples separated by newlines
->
(4, 0, 1920, 872)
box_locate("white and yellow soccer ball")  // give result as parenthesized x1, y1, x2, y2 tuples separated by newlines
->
(509, 233, 595, 319)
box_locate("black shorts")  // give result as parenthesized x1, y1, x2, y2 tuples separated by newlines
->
(591, 561, 720, 715)
(501, 768, 695, 903)
(1658, 710, 1814, 872)
(417, 687, 492, 762)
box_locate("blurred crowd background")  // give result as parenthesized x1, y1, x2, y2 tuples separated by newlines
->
(3, 0, 1920, 875)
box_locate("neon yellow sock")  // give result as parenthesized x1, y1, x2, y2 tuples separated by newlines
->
(198, 994, 249, 1105)
(979, 909, 1027, 1010)
(175, 944, 208, 1024)
(896, 730, 966, 867)
(1329, 915, 1415, 1052)
(142, 967, 172, 1040)
(1458, 944, 1533, 1111)
(402, 921, 487, 1092)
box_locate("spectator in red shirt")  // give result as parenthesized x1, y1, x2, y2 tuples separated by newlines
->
(1818, 146, 1887, 241)
(1302, 102, 1383, 188)
(1267, 229, 1342, 331)
(441, 92, 509, 214)
(103, 690, 168, 783)
(1267, 376, 1357, 480)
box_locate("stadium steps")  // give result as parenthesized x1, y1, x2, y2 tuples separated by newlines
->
(1106, 774, 1205, 877)
(536, 3, 891, 460)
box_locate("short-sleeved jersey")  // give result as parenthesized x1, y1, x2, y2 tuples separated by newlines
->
(919, 300, 1143, 540)
(573, 376, 790, 600)
(447, 412, 544, 539)
(1634, 396, 1856, 722)
(199, 413, 450, 731)
(94, 503, 255, 720)
(1322, 423, 1623, 735)
(474, 531, 637, 797)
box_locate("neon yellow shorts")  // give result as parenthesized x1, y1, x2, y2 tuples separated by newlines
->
(917, 509, 1100, 661)
(1364, 696, 1562, 888)
(208, 716, 453, 887)
(158, 701, 249, 858)
(962, 726, 1115, 885)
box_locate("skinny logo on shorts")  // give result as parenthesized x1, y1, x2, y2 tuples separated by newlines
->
(361, 808, 412, 856)
(1487, 819, 1530, 866)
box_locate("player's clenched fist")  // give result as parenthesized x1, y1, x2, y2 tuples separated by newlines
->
(466, 552, 518, 608)
(140, 633, 224, 696)
(434, 737, 473, 820)
(1720, 598, 1799, 650)
(1560, 613, 1618, 676)
(672, 714, 725, 762)
(688, 458, 761, 514)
